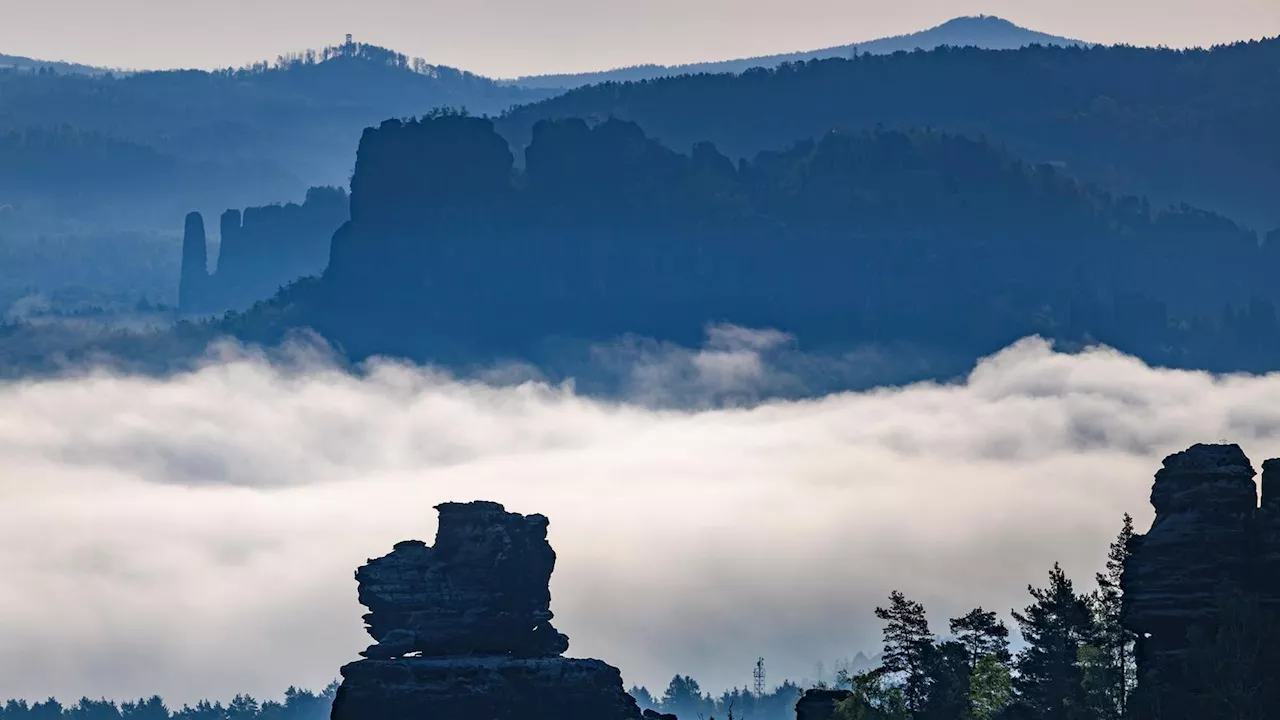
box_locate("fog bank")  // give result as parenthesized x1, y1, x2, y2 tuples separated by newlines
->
(2, 334, 1279, 704)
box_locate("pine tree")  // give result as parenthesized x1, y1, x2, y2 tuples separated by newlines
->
(1091, 514, 1136, 720)
(226, 695, 260, 720)
(950, 607, 1012, 671)
(920, 641, 971, 720)
(874, 590, 935, 714)
(1012, 564, 1096, 720)
(968, 654, 1013, 720)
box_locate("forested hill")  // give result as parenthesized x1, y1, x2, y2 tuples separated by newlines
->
(0, 39, 553, 230)
(0, 52, 105, 75)
(180, 113, 1280, 380)
(507, 15, 1085, 89)
(497, 38, 1280, 229)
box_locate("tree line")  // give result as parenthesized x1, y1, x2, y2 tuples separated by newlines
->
(620, 517, 1137, 720)
(835, 519, 1136, 720)
(0, 685, 337, 720)
(630, 675, 806, 719)
(497, 38, 1280, 230)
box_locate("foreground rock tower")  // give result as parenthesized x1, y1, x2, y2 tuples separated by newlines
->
(1122, 443, 1280, 679)
(330, 501, 644, 720)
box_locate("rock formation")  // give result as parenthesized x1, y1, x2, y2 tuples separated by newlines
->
(794, 689, 854, 720)
(1122, 443, 1280, 689)
(330, 500, 644, 720)
(355, 501, 568, 658)
(178, 211, 208, 313)
(1254, 458, 1280, 615)
(178, 186, 348, 315)
(304, 112, 1279, 376)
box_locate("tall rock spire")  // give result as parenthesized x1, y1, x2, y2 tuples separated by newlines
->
(178, 211, 209, 313)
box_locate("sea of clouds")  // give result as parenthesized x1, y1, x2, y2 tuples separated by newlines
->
(3, 329, 1280, 705)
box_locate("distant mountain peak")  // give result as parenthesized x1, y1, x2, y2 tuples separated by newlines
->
(508, 16, 1087, 89)
(939, 14, 1020, 26)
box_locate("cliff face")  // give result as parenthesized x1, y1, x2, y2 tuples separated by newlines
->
(307, 113, 1279, 372)
(178, 186, 348, 315)
(1121, 443, 1280, 703)
(329, 500, 643, 720)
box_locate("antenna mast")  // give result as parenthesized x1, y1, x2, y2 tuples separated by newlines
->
(753, 657, 767, 697)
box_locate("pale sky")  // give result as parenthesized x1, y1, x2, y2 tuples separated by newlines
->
(1, 0, 1277, 78)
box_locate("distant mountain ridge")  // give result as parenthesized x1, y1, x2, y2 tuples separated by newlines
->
(497, 37, 1280, 229)
(506, 16, 1088, 89)
(0, 52, 107, 75)
(0, 37, 553, 229)
(0, 38, 554, 312)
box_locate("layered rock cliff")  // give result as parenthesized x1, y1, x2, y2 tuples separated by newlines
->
(1121, 443, 1280, 696)
(305, 113, 1279, 373)
(179, 186, 347, 314)
(329, 500, 644, 720)
(354, 501, 568, 659)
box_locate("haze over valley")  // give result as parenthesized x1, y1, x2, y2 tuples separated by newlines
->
(2, 5, 1280, 720)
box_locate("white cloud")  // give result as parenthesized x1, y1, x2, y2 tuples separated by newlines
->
(1, 333, 1278, 705)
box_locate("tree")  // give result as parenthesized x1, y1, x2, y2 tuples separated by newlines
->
(172, 700, 223, 720)
(659, 675, 711, 718)
(969, 654, 1013, 720)
(1011, 564, 1096, 720)
(120, 698, 168, 720)
(921, 641, 972, 720)
(226, 695, 259, 720)
(66, 698, 122, 720)
(27, 699, 62, 720)
(835, 668, 909, 720)
(629, 685, 656, 709)
(1090, 514, 1136, 720)
(874, 590, 935, 713)
(950, 608, 1012, 671)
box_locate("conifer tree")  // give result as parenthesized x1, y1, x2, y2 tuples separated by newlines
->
(950, 608, 1012, 671)
(874, 590, 935, 714)
(1090, 514, 1136, 720)
(920, 641, 971, 720)
(1012, 564, 1096, 720)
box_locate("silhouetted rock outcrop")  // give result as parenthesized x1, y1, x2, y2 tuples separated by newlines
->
(1122, 443, 1280, 711)
(1122, 444, 1257, 669)
(179, 186, 347, 314)
(330, 500, 644, 720)
(1255, 459, 1280, 614)
(355, 501, 568, 658)
(305, 113, 1280, 374)
(794, 689, 854, 720)
(178, 212, 209, 313)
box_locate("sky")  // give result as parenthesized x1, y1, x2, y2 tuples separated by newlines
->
(5, 331, 1280, 704)
(0, 0, 1276, 78)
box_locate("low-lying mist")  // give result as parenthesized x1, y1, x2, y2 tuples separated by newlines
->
(3, 330, 1280, 705)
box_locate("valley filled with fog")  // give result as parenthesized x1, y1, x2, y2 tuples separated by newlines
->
(3, 334, 1279, 703)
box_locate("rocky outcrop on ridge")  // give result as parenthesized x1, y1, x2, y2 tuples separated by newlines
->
(1121, 442, 1280, 704)
(179, 186, 347, 314)
(794, 689, 855, 720)
(329, 500, 644, 720)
